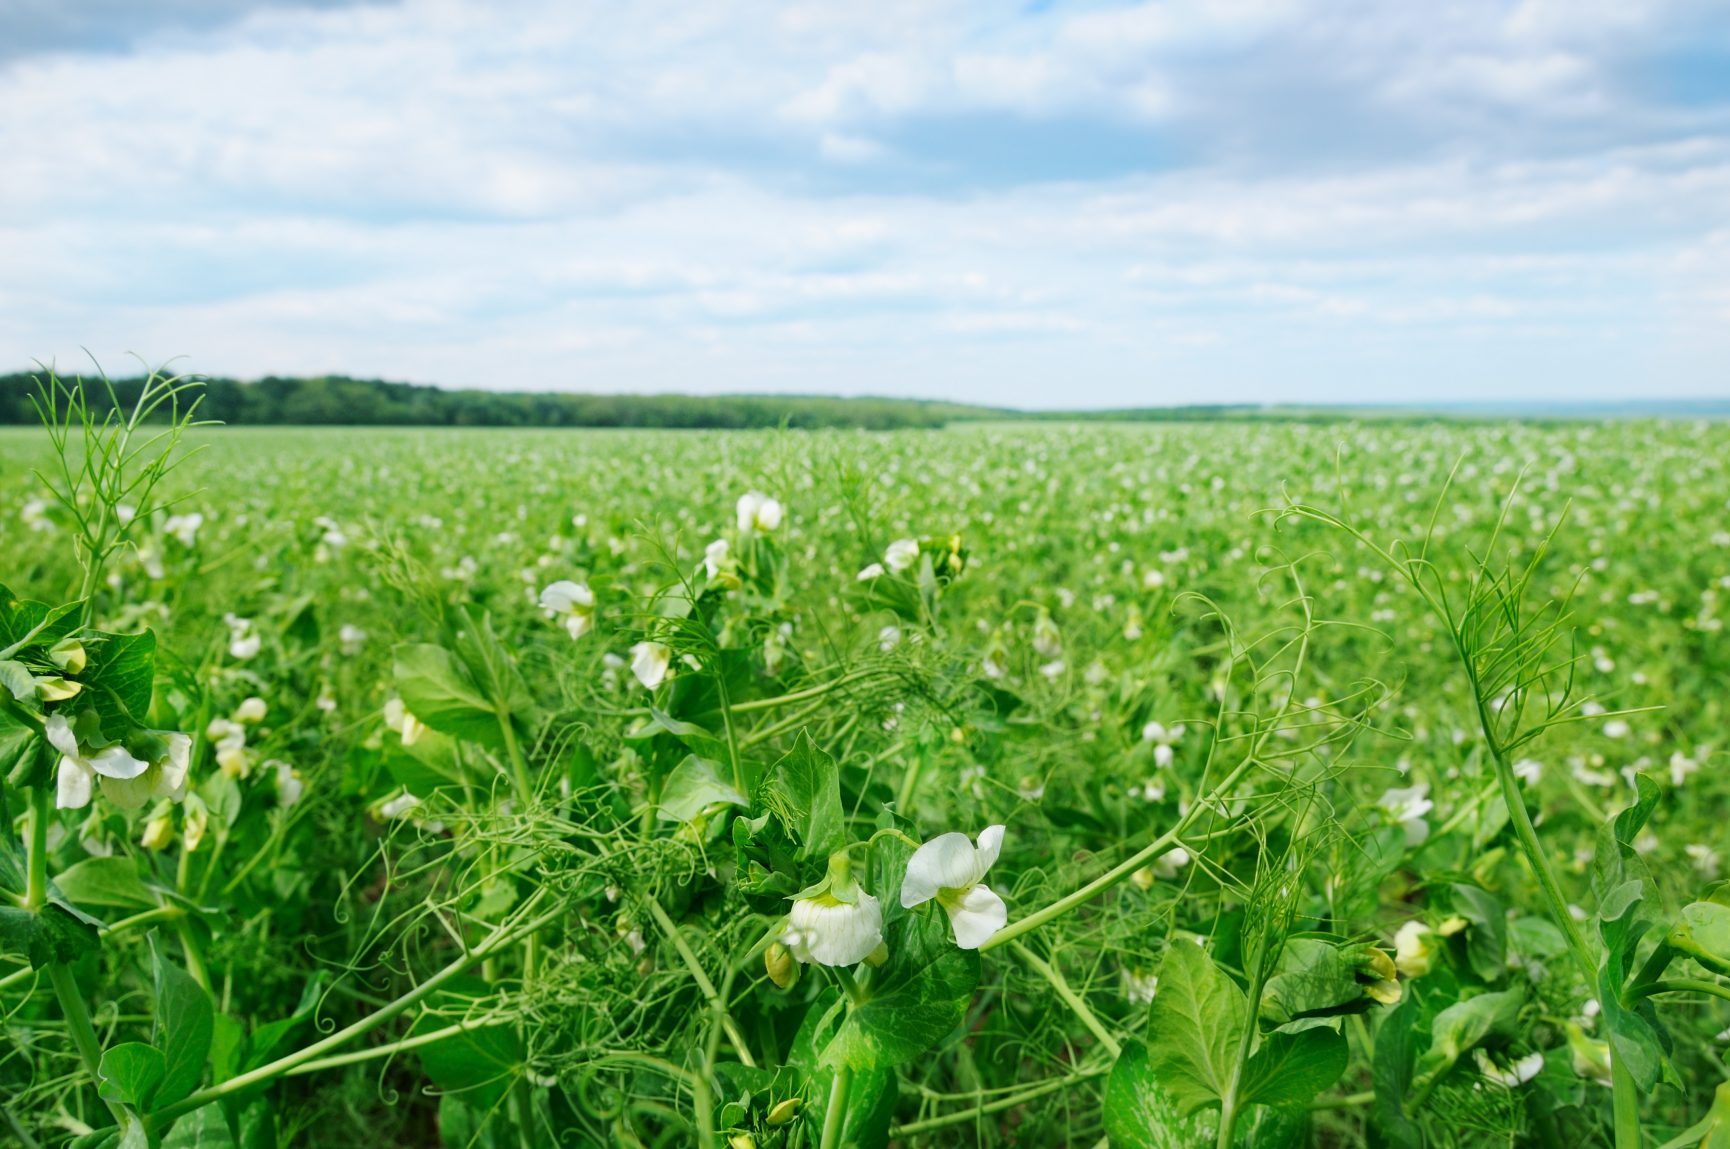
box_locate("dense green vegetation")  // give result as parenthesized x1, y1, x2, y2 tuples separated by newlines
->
(0, 371, 1008, 430)
(3, 375, 1729, 1148)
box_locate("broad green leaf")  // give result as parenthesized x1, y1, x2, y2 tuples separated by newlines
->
(412, 976, 522, 1111)
(1414, 987, 1524, 1089)
(79, 629, 158, 736)
(393, 642, 504, 747)
(0, 660, 36, 702)
(0, 900, 102, 968)
(0, 706, 43, 786)
(1239, 1027, 1347, 1108)
(1369, 993, 1422, 1149)
(55, 855, 161, 911)
(152, 938, 215, 1110)
(1258, 937, 1363, 1026)
(1450, 883, 1508, 983)
(1599, 963, 1665, 1092)
(1669, 901, 1730, 976)
(658, 755, 746, 823)
(641, 706, 730, 764)
(1146, 941, 1247, 1116)
(1103, 1039, 1217, 1149)
(757, 731, 843, 860)
(804, 1063, 898, 1149)
(452, 607, 538, 728)
(0, 587, 82, 659)
(98, 1042, 166, 1111)
(822, 910, 978, 1072)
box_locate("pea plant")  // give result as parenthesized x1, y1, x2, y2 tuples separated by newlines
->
(3, 373, 1728, 1148)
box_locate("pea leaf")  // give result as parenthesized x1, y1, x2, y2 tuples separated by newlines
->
(822, 910, 978, 1072)
(98, 1042, 166, 1111)
(1239, 1027, 1348, 1108)
(1450, 883, 1507, 983)
(452, 608, 538, 729)
(0, 586, 82, 659)
(412, 976, 522, 1112)
(0, 899, 102, 968)
(152, 937, 215, 1110)
(757, 731, 843, 860)
(1369, 992, 1422, 1149)
(1413, 987, 1524, 1090)
(54, 856, 162, 912)
(1146, 941, 1248, 1116)
(393, 643, 505, 747)
(1258, 937, 1364, 1026)
(1669, 902, 1730, 977)
(658, 755, 746, 823)
(79, 629, 158, 735)
(1103, 1039, 1216, 1149)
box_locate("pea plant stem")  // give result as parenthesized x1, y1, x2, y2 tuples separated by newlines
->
(819, 1062, 852, 1149)
(46, 963, 130, 1128)
(25, 786, 50, 911)
(1008, 941, 1120, 1058)
(889, 1064, 1107, 1137)
(643, 898, 757, 1069)
(144, 888, 557, 1133)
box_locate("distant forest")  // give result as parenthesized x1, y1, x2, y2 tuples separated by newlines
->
(0, 371, 1025, 430)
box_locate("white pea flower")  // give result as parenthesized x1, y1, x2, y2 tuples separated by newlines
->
(736, 492, 783, 533)
(884, 538, 920, 574)
(1474, 1049, 1544, 1088)
(235, 696, 268, 724)
(1032, 613, 1062, 658)
(1141, 721, 1185, 768)
(878, 625, 901, 652)
(378, 791, 422, 820)
(382, 698, 425, 746)
(48, 716, 189, 811)
(1669, 752, 1699, 787)
(630, 641, 672, 690)
(269, 759, 304, 807)
(781, 856, 884, 967)
(47, 714, 149, 810)
(540, 580, 596, 640)
(1513, 758, 1543, 786)
(1123, 969, 1159, 1005)
(338, 624, 368, 656)
(224, 614, 261, 661)
(1153, 847, 1190, 879)
(1378, 784, 1433, 846)
(703, 538, 730, 579)
(1393, 920, 1436, 978)
(163, 512, 204, 547)
(902, 825, 1008, 950)
(856, 562, 886, 581)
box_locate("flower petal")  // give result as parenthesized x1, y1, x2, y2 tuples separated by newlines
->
(945, 883, 1007, 949)
(787, 893, 883, 966)
(89, 744, 150, 780)
(56, 756, 93, 809)
(902, 832, 984, 907)
(45, 713, 80, 759)
(974, 825, 1005, 874)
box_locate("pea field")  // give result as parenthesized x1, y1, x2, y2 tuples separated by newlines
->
(3, 378, 1729, 1149)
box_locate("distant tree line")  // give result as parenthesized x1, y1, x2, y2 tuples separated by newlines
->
(0, 371, 1011, 430)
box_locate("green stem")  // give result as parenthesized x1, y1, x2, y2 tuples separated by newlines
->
(982, 757, 1256, 953)
(643, 899, 757, 1068)
(820, 1062, 852, 1149)
(46, 964, 129, 1127)
(173, 918, 211, 993)
(1611, 1056, 1641, 1149)
(25, 786, 51, 911)
(145, 889, 555, 1132)
(1627, 978, 1730, 1005)
(498, 711, 533, 804)
(1008, 942, 1120, 1058)
(890, 1065, 1106, 1136)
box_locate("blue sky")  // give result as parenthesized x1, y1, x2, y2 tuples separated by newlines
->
(2, 0, 1727, 407)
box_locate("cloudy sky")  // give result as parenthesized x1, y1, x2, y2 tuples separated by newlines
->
(3, 0, 1727, 407)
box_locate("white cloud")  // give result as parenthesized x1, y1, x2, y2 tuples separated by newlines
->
(2, 0, 1727, 405)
